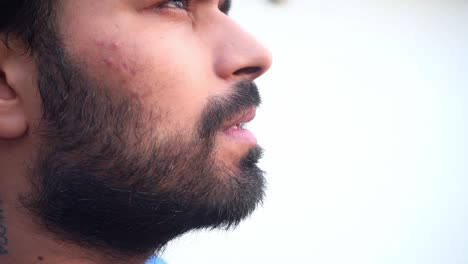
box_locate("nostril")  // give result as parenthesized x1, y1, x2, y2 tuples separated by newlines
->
(233, 66, 262, 77)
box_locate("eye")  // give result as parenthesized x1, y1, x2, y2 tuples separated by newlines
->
(160, 0, 188, 10)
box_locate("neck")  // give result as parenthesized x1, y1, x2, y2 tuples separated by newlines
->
(0, 136, 150, 264)
(0, 185, 150, 264)
(0, 138, 151, 264)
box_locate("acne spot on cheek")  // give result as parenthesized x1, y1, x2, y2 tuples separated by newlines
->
(110, 42, 121, 50)
(122, 63, 138, 77)
(102, 57, 138, 79)
(94, 39, 121, 50)
(104, 57, 115, 67)
(120, 59, 138, 77)
(96, 39, 139, 76)
(122, 62, 129, 71)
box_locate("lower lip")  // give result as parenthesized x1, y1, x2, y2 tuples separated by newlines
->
(223, 127, 257, 145)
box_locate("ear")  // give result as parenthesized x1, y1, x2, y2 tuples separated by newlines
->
(0, 43, 28, 139)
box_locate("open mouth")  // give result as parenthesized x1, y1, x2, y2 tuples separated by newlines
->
(228, 120, 249, 131)
(221, 107, 258, 145)
(222, 107, 256, 131)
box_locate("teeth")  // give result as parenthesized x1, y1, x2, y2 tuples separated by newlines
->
(231, 123, 247, 130)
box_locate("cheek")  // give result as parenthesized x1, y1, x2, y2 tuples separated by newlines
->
(73, 35, 215, 133)
(115, 40, 214, 129)
(93, 39, 141, 87)
(57, 8, 217, 135)
(81, 39, 164, 104)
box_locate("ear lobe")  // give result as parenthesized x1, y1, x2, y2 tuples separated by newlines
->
(0, 72, 27, 139)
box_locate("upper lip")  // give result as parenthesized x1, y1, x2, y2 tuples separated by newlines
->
(222, 107, 257, 131)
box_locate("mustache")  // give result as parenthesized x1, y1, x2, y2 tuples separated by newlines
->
(199, 80, 262, 139)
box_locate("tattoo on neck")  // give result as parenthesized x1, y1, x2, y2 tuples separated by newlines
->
(0, 206, 8, 255)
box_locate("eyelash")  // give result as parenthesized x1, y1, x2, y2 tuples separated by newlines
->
(155, 0, 230, 15)
(159, 0, 189, 11)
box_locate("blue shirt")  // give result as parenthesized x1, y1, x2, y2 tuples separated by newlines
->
(146, 256, 167, 264)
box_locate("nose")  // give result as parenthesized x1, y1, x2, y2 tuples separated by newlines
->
(211, 15, 273, 81)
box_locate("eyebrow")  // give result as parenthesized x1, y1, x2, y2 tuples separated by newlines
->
(219, 0, 232, 14)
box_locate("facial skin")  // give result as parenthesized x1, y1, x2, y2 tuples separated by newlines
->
(0, 0, 271, 264)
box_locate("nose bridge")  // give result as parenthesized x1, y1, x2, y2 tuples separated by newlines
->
(208, 14, 272, 80)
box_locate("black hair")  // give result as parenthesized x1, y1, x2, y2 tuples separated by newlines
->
(0, 0, 55, 53)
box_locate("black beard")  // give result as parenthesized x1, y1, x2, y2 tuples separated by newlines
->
(21, 38, 265, 258)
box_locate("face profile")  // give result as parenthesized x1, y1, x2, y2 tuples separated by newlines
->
(0, 0, 272, 263)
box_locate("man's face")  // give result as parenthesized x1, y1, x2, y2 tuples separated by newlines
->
(22, 0, 271, 258)
(58, 0, 271, 161)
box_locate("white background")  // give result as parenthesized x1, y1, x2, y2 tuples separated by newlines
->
(163, 1, 468, 263)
